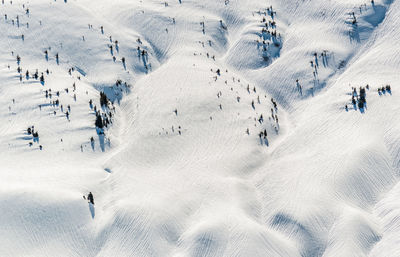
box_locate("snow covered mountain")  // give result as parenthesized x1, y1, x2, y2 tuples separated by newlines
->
(1, 0, 400, 256)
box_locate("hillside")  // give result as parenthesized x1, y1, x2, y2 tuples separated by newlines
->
(1, 0, 400, 256)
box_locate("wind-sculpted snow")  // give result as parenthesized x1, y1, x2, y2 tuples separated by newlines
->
(1, 0, 400, 256)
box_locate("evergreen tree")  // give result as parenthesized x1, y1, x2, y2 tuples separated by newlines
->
(95, 114, 103, 128)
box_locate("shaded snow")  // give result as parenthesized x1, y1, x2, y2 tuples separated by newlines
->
(1, 0, 400, 256)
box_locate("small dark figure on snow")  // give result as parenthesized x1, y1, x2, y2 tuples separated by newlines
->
(87, 192, 94, 205)
(358, 101, 364, 109)
(40, 73, 44, 85)
(100, 92, 109, 106)
(95, 114, 104, 128)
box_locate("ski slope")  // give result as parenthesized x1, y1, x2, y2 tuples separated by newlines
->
(1, 0, 400, 256)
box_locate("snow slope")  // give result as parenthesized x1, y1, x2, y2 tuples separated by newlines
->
(1, 0, 400, 256)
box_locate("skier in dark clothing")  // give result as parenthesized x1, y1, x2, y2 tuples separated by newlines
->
(87, 192, 94, 205)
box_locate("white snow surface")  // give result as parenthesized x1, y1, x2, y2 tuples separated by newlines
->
(1, 0, 400, 256)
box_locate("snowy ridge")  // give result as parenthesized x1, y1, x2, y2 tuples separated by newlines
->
(1, 0, 400, 256)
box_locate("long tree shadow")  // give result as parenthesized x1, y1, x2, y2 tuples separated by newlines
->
(98, 133, 105, 152)
(88, 202, 95, 218)
(349, 22, 360, 43)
